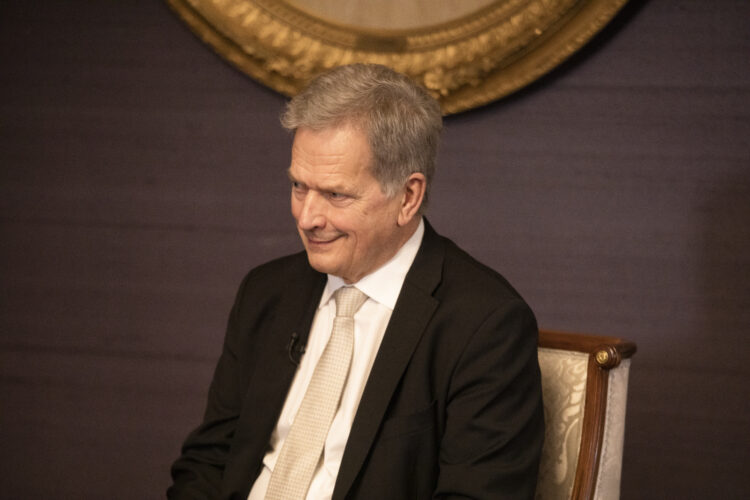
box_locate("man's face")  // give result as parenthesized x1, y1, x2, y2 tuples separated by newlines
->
(289, 125, 407, 284)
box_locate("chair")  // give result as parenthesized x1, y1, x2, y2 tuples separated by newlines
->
(535, 330, 637, 500)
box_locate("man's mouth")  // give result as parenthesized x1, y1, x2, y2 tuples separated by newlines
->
(304, 233, 342, 246)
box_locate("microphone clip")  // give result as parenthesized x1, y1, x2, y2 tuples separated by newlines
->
(287, 332, 306, 366)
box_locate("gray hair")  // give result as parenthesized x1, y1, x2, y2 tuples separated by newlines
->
(281, 63, 443, 212)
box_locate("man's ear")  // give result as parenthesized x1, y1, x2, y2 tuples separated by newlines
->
(397, 173, 426, 226)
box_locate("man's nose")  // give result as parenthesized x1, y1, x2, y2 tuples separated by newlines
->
(297, 191, 326, 230)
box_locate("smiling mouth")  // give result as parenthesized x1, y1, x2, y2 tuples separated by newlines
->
(305, 233, 342, 246)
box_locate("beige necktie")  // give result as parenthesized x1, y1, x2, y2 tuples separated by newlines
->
(265, 286, 368, 500)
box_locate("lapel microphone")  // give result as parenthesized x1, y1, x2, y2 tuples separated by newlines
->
(287, 332, 306, 366)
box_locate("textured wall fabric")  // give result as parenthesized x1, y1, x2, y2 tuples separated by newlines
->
(1, 1, 749, 498)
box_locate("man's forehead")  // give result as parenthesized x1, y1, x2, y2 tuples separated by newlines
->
(288, 128, 373, 179)
(290, 141, 350, 168)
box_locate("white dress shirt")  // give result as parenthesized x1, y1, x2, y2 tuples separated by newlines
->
(248, 219, 424, 500)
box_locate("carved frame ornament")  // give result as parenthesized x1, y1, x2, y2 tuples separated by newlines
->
(165, 0, 629, 114)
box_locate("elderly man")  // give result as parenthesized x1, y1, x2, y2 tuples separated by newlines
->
(168, 64, 544, 500)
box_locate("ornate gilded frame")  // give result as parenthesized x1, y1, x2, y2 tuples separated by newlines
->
(165, 0, 629, 114)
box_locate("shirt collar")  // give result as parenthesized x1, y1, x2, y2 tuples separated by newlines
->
(320, 218, 424, 311)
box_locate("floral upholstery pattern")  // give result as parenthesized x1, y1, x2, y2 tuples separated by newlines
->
(535, 348, 631, 500)
(536, 348, 588, 499)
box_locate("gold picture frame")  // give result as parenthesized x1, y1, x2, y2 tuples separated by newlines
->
(165, 0, 629, 114)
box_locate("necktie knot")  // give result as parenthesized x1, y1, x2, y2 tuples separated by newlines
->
(334, 286, 368, 318)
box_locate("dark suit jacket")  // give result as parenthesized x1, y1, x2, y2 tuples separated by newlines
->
(168, 221, 544, 499)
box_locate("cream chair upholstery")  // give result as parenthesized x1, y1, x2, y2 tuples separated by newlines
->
(535, 330, 636, 500)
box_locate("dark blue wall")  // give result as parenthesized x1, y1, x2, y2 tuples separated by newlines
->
(1, 1, 748, 498)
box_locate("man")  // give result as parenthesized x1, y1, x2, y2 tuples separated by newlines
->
(168, 64, 544, 500)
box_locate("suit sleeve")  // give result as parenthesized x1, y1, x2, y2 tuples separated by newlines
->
(434, 299, 545, 499)
(167, 274, 251, 500)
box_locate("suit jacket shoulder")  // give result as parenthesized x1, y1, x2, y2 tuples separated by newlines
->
(335, 221, 543, 499)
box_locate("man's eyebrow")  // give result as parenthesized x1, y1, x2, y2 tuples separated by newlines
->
(286, 169, 352, 194)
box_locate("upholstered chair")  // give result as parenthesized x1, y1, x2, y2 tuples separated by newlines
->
(535, 330, 637, 499)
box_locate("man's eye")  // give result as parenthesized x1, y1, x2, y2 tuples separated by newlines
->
(328, 192, 347, 200)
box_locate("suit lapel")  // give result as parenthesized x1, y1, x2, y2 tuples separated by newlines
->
(232, 256, 326, 486)
(333, 221, 445, 499)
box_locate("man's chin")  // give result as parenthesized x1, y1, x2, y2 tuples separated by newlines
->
(305, 253, 338, 276)
(301, 234, 346, 273)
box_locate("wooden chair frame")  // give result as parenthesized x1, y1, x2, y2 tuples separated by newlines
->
(538, 330, 637, 499)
